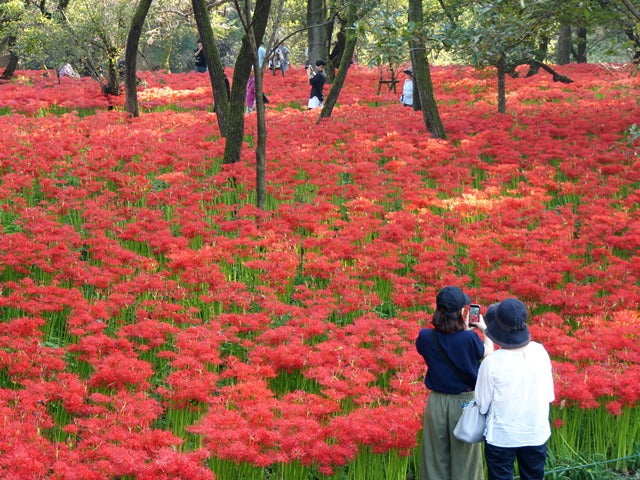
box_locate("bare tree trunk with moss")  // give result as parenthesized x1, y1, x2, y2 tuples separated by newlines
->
(102, 55, 121, 95)
(193, 0, 230, 137)
(575, 27, 587, 63)
(1, 37, 19, 80)
(556, 25, 571, 65)
(124, 0, 152, 117)
(307, 0, 327, 67)
(408, 0, 445, 138)
(223, 0, 271, 165)
(497, 53, 506, 114)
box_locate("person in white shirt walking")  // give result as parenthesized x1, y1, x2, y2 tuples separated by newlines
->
(475, 298, 555, 480)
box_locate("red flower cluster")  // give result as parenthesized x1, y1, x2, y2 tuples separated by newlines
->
(0, 63, 639, 477)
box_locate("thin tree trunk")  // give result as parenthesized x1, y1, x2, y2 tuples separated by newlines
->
(408, 0, 445, 138)
(497, 54, 506, 114)
(255, 66, 267, 209)
(124, 0, 153, 117)
(193, 0, 230, 137)
(240, 0, 270, 209)
(318, 6, 357, 121)
(556, 25, 571, 65)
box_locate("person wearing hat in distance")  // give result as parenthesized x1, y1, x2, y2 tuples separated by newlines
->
(400, 68, 414, 107)
(416, 286, 494, 480)
(475, 298, 554, 480)
(307, 60, 327, 109)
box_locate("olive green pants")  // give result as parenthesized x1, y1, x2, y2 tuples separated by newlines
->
(420, 390, 483, 480)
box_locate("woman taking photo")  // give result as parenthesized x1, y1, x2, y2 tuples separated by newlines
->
(416, 286, 493, 480)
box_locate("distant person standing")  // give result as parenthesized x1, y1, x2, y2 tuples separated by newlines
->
(307, 60, 327, 110)
(258, 43, 266, 69)
(279, 43, 290, 76)
(246, 70, 256, 113)
(194, 39, 207, 73)
(400, 68, 414, 107)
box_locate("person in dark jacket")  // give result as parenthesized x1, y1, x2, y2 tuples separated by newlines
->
(416, 286, 494, 480)
(307, 60, 327, 109)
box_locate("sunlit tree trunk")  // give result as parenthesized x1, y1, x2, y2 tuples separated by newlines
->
(408, 0, 445, 138)
(125, 0, 153, 117)
(161, 43, 172, 72)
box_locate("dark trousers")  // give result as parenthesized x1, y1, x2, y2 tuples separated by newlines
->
(485, 442, 547, 480)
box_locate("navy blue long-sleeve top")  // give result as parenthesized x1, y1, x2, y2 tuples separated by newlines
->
(416, 328, 484, 394)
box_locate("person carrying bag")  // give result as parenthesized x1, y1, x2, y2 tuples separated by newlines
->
(415, 286, 494, 480)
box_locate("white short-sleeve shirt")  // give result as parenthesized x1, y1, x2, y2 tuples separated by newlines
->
(475, 341, 555, 448)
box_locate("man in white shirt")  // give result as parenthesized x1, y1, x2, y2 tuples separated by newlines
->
(475, 298, 554, 480)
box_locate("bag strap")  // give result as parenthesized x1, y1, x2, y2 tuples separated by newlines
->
(430, 330, 476, 388)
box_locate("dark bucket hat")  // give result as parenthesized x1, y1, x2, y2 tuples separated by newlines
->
(403, 68, 413, 75)
(485, 298, 531, 348)
(436, 286, 471, 314)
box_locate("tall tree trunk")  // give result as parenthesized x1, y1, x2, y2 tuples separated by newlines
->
(497, 54, 506, 114)
(1, 37, 18, 80)
(408, 0, 445, 138)
(575, 27, 587, 63)
(318, 5, 357, 121)
(307, 0, 327, 67)
(255, 66, 267, 210)
(556, 25, 571, 65)
(124, 0, 153, 117)
(193, 0, 230, 137)
(223, 0, 271, 165)
(240, 0, 270, 209)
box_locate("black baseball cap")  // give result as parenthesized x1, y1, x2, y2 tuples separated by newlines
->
(436, 286, 471, 314)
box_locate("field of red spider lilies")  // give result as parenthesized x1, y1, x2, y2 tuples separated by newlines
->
(1, 63, 639, 479)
